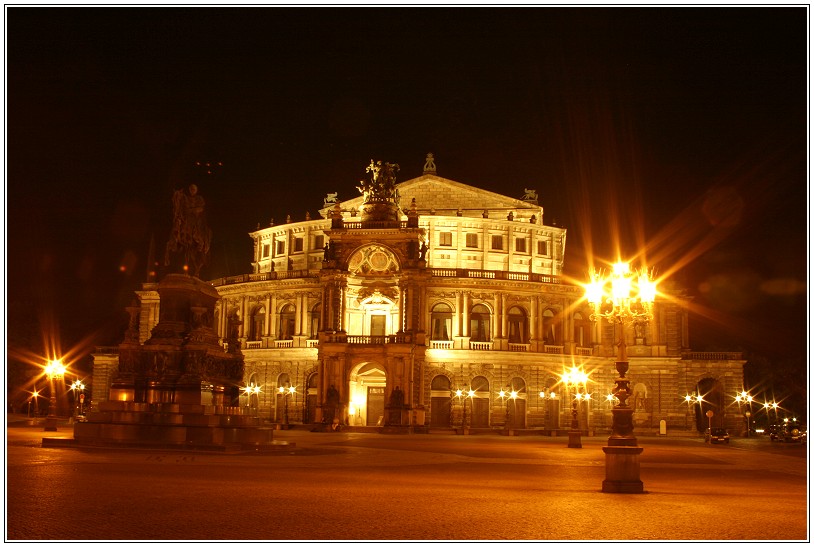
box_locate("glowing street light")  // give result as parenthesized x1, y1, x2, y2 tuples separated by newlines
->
(734, 391, 754, 437)
(454, 388, 475, 431)
(277, 385, 295, 427)
(242, 383, 262, 416)
(43, 359, 67, 431)
(562, 365, 590, 449)
(498, 388, 518, 429)
(29, 389, 40, 418)
(684, 393, 703, 431)
(586, 260, 656, 493)
(70, 380, 86, 417)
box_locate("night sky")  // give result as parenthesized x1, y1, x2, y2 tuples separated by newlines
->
(6, 7, 808, 375)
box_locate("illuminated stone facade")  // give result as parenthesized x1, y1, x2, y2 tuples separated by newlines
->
(93, 156, 746, 435)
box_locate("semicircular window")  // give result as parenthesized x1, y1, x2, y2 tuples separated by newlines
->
(348, 245, 400, 275)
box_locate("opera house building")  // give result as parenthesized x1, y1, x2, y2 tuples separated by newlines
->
(90, 154, 745, 437)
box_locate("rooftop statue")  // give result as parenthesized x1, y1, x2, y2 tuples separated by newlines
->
(357, 160, 399, 203)
(164, 183, 212, 277)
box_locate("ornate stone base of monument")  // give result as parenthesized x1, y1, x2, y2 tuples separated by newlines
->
(73, 273, 288, 452)
(601, 446, 645, 493)
(73, 402, 283, 452)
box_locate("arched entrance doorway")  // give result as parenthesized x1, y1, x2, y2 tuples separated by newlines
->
(430, 374, 452, 427)
(470, 376, 490, 427)
(695, 377, 725, 432)
(503, 376, 527, 429)
(304, 372, 318, 424)
(348, 362, 387, 426)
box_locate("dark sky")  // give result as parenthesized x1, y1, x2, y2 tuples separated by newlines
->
(6, 7, 808, 369)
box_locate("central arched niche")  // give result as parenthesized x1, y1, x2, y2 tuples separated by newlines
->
(349, 362, 387, 426)
(347, 245, 400, 276)
(346, 245, 402, 337)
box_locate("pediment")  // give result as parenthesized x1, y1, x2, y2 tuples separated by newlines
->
(320, 174, 542, 218)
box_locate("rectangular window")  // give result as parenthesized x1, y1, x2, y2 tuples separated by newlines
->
(439, 232, 452, 246)
(275, 240, 285, 256)
(314, 235, 324, 250)
(515, 238, 527, 253)
(465, 233, 478, 248)
(537, 240, 548, 256)
(262, 244, 270, 258)
(294, 237, 303, 252)
(491, 235, 503, 250)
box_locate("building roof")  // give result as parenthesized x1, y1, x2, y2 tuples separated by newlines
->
(320, 173, 544, 222)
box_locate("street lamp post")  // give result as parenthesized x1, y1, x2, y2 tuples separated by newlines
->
(499, 387, 518, 430)
(29, 389, 40, 418)
(277, 385, 295, 427)
(43, 359, 66, 431)
(539, 390, 557, 430)
(243, 384, 262, 417)
(586, 261, 656, 493)
(455, 388, 475, 431)
(562, 366, 589, 448)
(734, 391, 753, 437)
(684, 394, 703, 431)
(70, 380, 86, 417)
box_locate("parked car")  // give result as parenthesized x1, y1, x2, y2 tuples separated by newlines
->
(705, 427, 730, 444)
(783, 427, 805, 443)
(768, 424, 785, 441)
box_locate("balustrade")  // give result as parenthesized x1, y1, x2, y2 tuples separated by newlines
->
(469, 341, 493, 351)
(508, 343, 530, 352)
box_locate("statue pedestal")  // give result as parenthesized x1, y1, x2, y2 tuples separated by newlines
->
(74, 274, 283, 451)
(602, 445, 645, 493)
(74, 401, 282, 451)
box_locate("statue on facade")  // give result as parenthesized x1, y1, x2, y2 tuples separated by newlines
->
(357, 160, 399, 203)
(164, 183, 212, 277)
(390, 386, 405, 408)
(325, 384, 340, 423)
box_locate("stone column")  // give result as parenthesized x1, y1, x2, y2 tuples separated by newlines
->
(264, 294, 272, 336)
(295, 292, 303, 336)
(270, 294, 278, 338)
(454, 291, 462, 338)
(500, 293, 508, 339)
(462, 292, 470, 337)
(530, 295, 538, 346)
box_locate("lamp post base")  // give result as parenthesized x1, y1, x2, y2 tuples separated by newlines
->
(567, 430, 582, 448)
(602, 445, 644, 493)
(43, 417, 58, 431)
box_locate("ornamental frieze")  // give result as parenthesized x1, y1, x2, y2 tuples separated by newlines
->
(427, 290, 458, 299)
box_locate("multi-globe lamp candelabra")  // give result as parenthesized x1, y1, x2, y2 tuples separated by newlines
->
(585, 261, 657, 493)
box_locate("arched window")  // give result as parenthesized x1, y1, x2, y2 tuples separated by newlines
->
(507, 376, 527, 394)
(250, 307, 265, 341)
(309, 303, 321, 339)
(470, 304, 491, 342)
(471, 375, 489, 394)
(278, 304, 295, 340)
(507, 306, 528, 344)
(277, 373, 291, 390)
(543, 309, 558, 344)
(431, 375, 451, 391)
(431, 303, 453, 341)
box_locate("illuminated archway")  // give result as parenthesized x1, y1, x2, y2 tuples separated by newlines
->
(348, 362, 387, 426)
